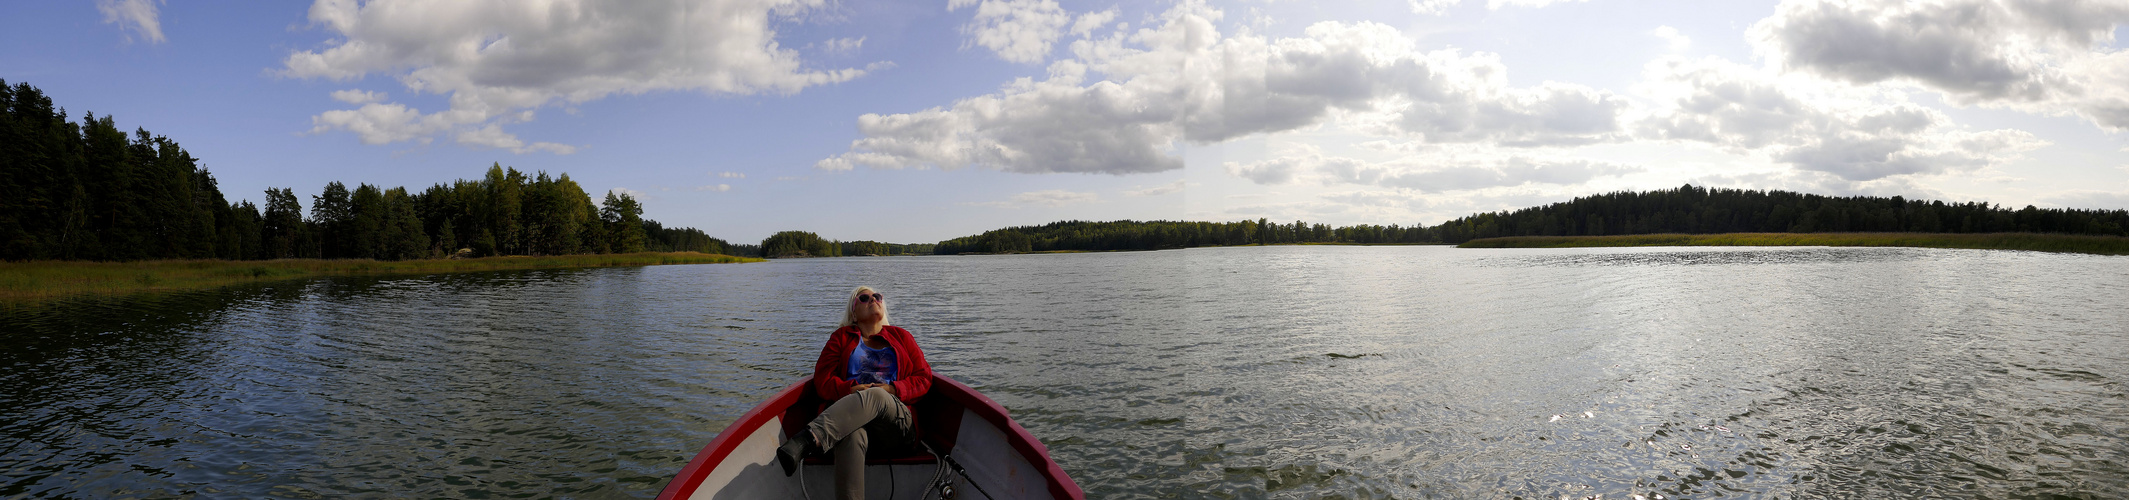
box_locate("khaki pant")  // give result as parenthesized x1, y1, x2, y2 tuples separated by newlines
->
(807, 386, 915, 500)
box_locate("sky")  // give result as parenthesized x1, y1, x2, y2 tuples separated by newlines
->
(4, 0, 2128, 244)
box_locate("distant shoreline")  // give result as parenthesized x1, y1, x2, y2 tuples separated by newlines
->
(0, 252, 763, 304)
(1457, 233, 2129, 255)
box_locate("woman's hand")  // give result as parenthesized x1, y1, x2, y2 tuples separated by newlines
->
(851, 383, 897, 397)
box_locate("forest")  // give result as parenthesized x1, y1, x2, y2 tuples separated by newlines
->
(932, 186, 2129, 254)
(1426, 184, 2129, 243)
(0, 80, 733, 262)
(758, 230, 933, 258)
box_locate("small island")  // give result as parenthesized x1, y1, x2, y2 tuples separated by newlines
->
(1457, 233, 2129, 255)
(915, 185, 2128, 256)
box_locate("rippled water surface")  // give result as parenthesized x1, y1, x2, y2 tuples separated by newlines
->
(4, 246, 2127, 498)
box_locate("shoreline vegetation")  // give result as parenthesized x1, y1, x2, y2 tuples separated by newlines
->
(918, 185, 2126, 255)
(0, 252, 759, 303)
(1, 79, 748, 264)
(1458, 232, 2129, 255)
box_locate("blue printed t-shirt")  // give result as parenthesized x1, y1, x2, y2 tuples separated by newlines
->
(846, 340, 898, 385)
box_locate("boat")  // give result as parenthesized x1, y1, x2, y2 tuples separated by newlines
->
(658, 374, 1085, 499)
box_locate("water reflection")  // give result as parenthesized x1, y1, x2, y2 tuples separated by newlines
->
(2, 246, 2125, 498)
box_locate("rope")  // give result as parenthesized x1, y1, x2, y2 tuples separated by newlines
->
(920, 441, 998, 500)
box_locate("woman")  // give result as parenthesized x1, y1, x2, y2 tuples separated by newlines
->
(776, 286, 934, 499)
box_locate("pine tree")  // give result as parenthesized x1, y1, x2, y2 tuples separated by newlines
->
(312, 181, 352, 258)
(263, 187, 305, 259)
(600, 190, 645, 253)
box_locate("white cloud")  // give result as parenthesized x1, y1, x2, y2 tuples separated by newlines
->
(1634, 56, 2046, 181)
(330, 89, 386, 104)
(954, 0, 1073, 64)
(1408, 0, 1588, 15)
(695, 184, 734, 192)
(1124, 180, 1186, 196)
(1487, 0, 1590, 8)
(821, 3, 1627, 175)
(97, 0, 165, 44)
(310, 102, 435, 145)
(1755, 0, 2129, 130)
(1226, 148, 1642, 193)
(456, 123, 577, 154)
(965, 189, 1101, 208)
(1407, 0, 1460, 15)
(1227, 156, 1309, 185)
(717, 171, 747, 178)
(287, 0, 871, 153)
(1071, 7, 1120, 37)
(610, 187, 650, 200)
(1651, 26, 1691, 52)
(2044, 190, 2129, 210)
(1015, 189, 1099, 206)
(817, 37, 865, 56)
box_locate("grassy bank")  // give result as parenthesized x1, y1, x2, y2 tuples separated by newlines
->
(1457, 232, 2129, 255)
(0, 252, 763, 303)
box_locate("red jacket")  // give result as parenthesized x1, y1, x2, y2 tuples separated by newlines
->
(811, 325, 934, 406)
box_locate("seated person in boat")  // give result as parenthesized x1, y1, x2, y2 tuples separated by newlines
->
(777, 286, 935, 499)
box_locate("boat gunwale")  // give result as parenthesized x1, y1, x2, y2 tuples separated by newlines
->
(655, 377, 810, 500)
(930, 375, 1086, 499)
(655, 374, 1085, 499)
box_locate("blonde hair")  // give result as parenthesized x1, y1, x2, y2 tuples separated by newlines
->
(839, 286, 890, 328)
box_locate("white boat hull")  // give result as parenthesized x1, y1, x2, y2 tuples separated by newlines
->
(660, 375, 1082, 499)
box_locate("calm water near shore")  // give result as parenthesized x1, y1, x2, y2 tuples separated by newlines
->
(4, 246, 2126, 498)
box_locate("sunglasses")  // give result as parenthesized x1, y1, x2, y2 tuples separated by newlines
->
(856, 293, 884, 303)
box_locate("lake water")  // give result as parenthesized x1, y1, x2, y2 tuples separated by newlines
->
(3, 246, 2126, 498)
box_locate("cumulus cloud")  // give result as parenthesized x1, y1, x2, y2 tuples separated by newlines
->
(1755, 0, 2129, 129)
(457, 123, 577, 154)
(1226, 148, 1641, 193)
(1635, 56, 2046, 181)
(695, 184, 734, 192)
(2044, 190, 2129, 210)
(1486, 0, 1591, 8)
(821, 3, 1626, 175)
(965, 189, 1100, 208)
(1071, 7, 1121, 37)
(287, 0, 871, 153)
(330, 89, 386, 104)
(1124, 180, 1185, 196)
(97, 0, 165, 44)
(1407, 0, 1460, 15)
(1016, 189, 1100, 206)
(1651, 26, 1691, 51)
(1408, 0, 1589, 15)
(1227, 156, 1309, 185)
(953, 0, 1073, 63)
(310, 103, 433, 145)
(816, 37, 865, 56)
(717, 171, 747, 178)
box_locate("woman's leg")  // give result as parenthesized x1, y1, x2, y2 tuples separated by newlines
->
(809, 387, 910, 451)
(807, 387, 913, 499)
(832, 427, 869, 500)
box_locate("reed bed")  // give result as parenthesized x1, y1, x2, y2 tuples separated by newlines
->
(1457, 232, 2129, 255)
(0, 252, 763, 303)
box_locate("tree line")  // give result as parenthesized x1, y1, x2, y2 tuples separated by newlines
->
(1428, 184, 2129, 244)
(931, 185, 2129, 253)
(757, 230, 933, 258)
(0, 80, 733, 262)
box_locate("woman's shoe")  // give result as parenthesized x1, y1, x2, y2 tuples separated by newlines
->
(776, 429, 815, 477)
